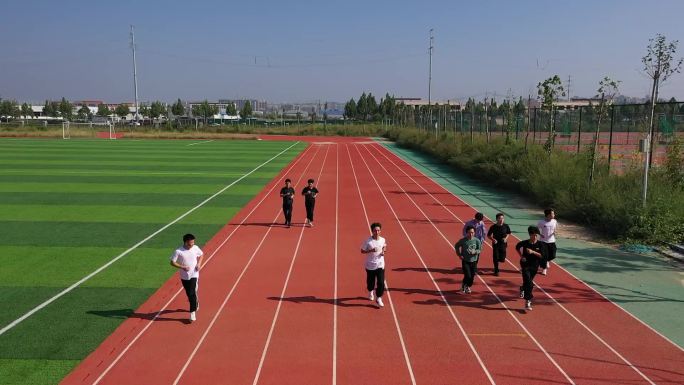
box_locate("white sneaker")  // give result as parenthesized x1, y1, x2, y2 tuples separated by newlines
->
(309, 222, 314, 227)
(368, 291, 375, 301)
(525, 301, 532, 310)
(376, 297, 384, 308)
(541, 268, 548, 276)
(190, 311, 196, 322)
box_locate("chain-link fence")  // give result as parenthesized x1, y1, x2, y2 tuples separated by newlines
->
(410, 101, 683, 172)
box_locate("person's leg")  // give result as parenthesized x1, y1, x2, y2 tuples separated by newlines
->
(461, 260, 472, 291)
(523, 268, 537, 301)
(375, 268, 385, 297)
(469, 260, 478, 288)
(284, 204, 293, 225)
(540, 244, 548, 273)
(366, 269, 376, 293)
(181, 278, 198, 312)
(492, 246, 500, 275)
(547, 243, 557, 271)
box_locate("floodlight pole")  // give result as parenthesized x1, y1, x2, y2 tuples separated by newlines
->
(428, 28, 433, 106)
(130, 25, 140, 123)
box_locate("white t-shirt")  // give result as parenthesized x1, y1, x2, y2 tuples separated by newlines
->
(538, 218, 557, 243)
(361, 236, 386, 270)
(170, 244, 204, 280)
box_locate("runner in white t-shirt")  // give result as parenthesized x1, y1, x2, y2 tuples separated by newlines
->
(170, 233, 204, 322)
(537, 208, 557, 276)
(360, 222, 387, 308)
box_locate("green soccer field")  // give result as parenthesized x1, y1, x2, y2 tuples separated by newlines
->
(0, 138, 305, 385)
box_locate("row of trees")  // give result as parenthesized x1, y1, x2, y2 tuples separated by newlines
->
(0, 97, 257, 123)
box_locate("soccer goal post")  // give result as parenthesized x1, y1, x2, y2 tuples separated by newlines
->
(62, 121, 70, 139)
(109, 122, 117, 140)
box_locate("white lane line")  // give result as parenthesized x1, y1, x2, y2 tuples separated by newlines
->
(363, 144, 574, 384)
(373, 143, 657, 384)
(173, 145, 323, 385)
(186, 140, 215, 146)
(332, 145, 339, 385)
(345, 144, 417, 385)
(0, 141, 301, 338)
(252, 145, 331, 385)
(90, 144, 311, 385)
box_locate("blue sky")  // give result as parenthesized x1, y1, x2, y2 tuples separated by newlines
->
(1, 0, 683, 104)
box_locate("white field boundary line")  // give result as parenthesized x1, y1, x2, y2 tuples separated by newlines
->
(186, 140, 215, 146)
(373, 143, 658, 384)
(346, 144, 417, 385)
(87, 144, 312, 385)
(171, 145, 322, 385)
(352, 144, 495, 385)
(0, 141, 301, 338)
(361, 144, 574, 384)
(381, 142, 684, 353)
(332, 145, 339, 385)
(252, 145, 331, 385)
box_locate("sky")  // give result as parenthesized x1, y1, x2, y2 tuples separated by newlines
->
(1, 0, 683, 105)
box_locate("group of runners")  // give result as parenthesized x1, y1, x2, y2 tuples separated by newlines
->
(455, 209, 558, 310)
(169, 177, 557, 321)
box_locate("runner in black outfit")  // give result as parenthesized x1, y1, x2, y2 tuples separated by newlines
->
(487, 213, 511, 276)
(279, 178, 295, 227)
(516, 226, 547, 310)
(301, 178, 319, 227)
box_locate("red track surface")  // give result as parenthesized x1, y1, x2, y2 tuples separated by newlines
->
(62, 139, 684, 385)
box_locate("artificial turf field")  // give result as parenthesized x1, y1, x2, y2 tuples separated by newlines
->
(0, 138, 305, 385)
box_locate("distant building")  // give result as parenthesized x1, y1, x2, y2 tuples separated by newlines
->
(396, 97, 462, 109)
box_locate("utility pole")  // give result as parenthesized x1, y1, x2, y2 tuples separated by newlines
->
(130, 25, 140, 123)
(428, 28, 434, 106)
(566, 75, 572, 101)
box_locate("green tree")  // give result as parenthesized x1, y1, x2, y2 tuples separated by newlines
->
(366, 93, 378, 120)
(356, 93, 368, 120)
(642, 34, 683, 166)
(0, 99, 20, 120)
(344, 98, 356, 120)
(150, 101, 165, 121)
(58, 97, 73, 120)
(96, 104, 111, 117)
(139, 104, 150, 120)
(171, 99, 185, 117)
(77, 105, 91, 121)
(225, 102, 237, 116)
(240, 100, 252, 118)
(193, 100, 217, 123)
(115, 104, 130, 120)
(589, 76, 620, 183)
(42, 100, 57, 117)
(21, 103, 33, 119)
(537, 75, 566, 153)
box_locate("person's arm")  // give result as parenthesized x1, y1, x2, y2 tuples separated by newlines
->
(454, 240, 464, 260)
(170, 254, 190, 271)
(195, 250, 203, 271)
(515, 241, 525, 261)
(360, 240, 376, 254)
(487, 227, 496, 243)
(502, 225, 511, 243)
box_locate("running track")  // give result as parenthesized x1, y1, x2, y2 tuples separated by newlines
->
(62, 138, 684, 385)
